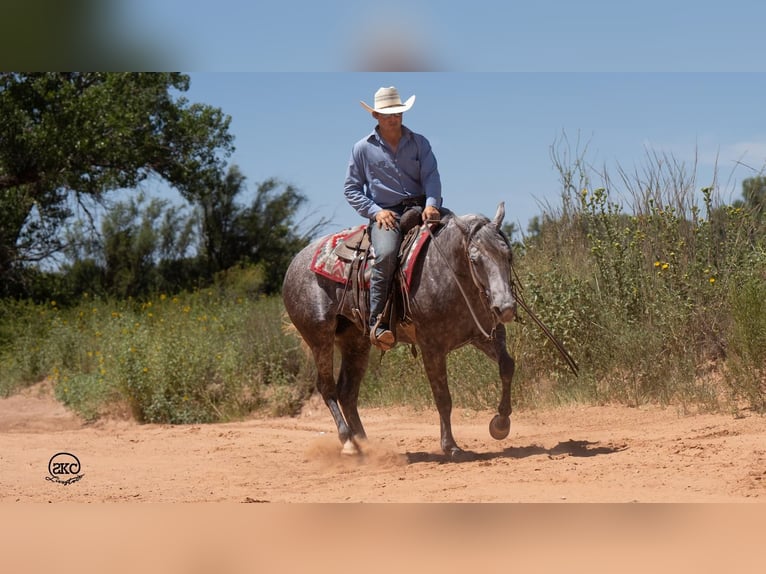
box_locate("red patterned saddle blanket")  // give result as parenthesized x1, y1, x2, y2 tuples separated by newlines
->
(309, 224, 432, 289)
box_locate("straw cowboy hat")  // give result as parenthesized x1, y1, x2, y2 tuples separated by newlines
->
(360, 86, 415, 115)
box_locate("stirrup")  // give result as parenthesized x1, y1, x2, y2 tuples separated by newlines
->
(370, 315, 395, 350)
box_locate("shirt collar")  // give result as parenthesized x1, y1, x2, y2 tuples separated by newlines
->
(368, 124, 412, 145)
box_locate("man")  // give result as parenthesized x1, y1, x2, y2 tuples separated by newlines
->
(344, 86, 443, 349)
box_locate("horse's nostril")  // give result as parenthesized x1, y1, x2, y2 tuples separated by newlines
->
(493, 303, 516, 323)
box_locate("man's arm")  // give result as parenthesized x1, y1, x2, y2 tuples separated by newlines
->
(344, 146, 380, 220)
(417, 135, 442, 209)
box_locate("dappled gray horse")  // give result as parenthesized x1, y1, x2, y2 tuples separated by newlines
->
(282, 203, 517, 458)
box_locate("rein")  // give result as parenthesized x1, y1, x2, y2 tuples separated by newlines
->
(425, 220, 496, 339)
(427, 218, 580, 377)
(508, 263, 580, 377)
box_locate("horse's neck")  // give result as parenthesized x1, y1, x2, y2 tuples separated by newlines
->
(445, 216, 471, 246)
(430, 219, 467, 267)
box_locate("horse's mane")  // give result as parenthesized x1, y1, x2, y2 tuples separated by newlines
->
(443, 210, 494, 238)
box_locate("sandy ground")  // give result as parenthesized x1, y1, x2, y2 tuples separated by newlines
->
(2, 381, 765, 503)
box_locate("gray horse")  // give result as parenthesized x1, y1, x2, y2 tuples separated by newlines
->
(282, 202, 517, 458)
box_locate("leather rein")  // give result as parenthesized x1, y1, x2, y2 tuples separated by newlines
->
(426, 218, 579, 377)
(425, 219, 500, 340)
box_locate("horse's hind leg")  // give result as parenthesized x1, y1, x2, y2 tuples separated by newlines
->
(336, 324, 372, 444)
(310, 340, 356, 453)
(472, 326, 515, 440)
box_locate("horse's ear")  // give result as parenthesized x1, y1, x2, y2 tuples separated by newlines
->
(493, 202, 505, 227)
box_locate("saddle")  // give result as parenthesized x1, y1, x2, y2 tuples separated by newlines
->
(332, 225, 370, 261)
(309, 210, 441, 336)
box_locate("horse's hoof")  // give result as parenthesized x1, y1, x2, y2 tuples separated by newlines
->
(341, 438, 361, 456)
(447, 446, 466, 460)
(489, 414, 511, 440)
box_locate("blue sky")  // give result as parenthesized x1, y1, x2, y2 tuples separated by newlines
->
(121, 1, 766, 72)
(163, 72, 766, 236)
(111, 1, 766, 236)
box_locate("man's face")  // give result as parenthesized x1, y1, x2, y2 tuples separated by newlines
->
(374, 111, 403, 127)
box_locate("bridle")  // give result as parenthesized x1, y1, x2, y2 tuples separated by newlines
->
(427, 217, 579, 376)
(425, 218, 509, 340)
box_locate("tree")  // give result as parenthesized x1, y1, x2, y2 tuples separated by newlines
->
(61, 193, 197, 299)
(56, 168, 326, 299)
(233, 178, 326, 293)
(101, 194, 167, 298)
(742, 175, 766, 221)
(189, 168, 327, 294)
(0, 72, 233, 294)
(197, 165, 247, 275)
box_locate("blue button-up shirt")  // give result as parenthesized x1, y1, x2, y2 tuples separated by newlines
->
(344, 125, 442, 220)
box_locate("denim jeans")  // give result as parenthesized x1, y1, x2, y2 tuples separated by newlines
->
(368, 220, 402, 328)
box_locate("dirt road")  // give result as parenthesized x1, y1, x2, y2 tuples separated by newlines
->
(2, 381, 764, 503)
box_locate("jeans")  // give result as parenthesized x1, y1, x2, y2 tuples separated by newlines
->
(368, 220, 402, 328)
(368, 198, 427, 329)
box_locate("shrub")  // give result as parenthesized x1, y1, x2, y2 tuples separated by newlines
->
(4, 291, 313, 423)
(2, 141, 766, 418)
(726, 274, 766, 412)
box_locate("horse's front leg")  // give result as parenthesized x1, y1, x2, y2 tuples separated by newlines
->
(472, 326, 515, 440)
(420, 351, 462, 458)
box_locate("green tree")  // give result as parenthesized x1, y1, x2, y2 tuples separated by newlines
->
(187, 167, 327, 293)
(102, 194, 165, 298)
(233, 178, 326, 293)
(742, 175, 766, 221)
(61, 193, 198, 299)
(197, 164, 247, 275)
(59, 171, 326, 299)
(0, 72, 233, 294)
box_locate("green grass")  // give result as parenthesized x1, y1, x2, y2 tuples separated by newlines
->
(2, 151, 766, 420)
(0, 291, 314, 423)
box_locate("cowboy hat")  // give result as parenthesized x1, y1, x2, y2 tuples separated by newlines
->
(360, 86, 415, 115)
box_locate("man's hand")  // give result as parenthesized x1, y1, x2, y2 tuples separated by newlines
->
(375, 209, 397, 231)
(422, 205, 440, 223)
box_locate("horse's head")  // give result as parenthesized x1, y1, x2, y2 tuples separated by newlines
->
(455, 202, 517, 324)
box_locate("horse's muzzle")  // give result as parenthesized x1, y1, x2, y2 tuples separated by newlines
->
(493, 301, 517, 324)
